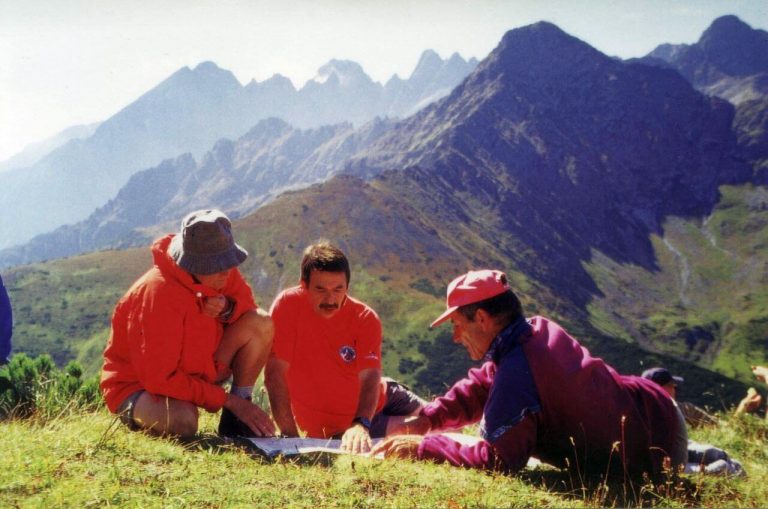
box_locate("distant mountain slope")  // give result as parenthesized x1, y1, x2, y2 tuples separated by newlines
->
(0, 123, 99, 174)
(0, 118, 393, 268)
(646, 15, 768, 104)
(0, 52, 476, 250)
(0, 63, 264, 251)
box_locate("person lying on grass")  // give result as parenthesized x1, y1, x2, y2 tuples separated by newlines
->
(101, 209, 275, 439)
(373, 269, 687, 477)
(642, 367, 744, 476)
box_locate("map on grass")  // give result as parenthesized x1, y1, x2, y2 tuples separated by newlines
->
(243, 436, 380, 458)
(242, 432, 492, 459)
(243, 433, 544, 466)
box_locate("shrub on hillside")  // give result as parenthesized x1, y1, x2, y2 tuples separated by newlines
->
(0, 353, 101, 420)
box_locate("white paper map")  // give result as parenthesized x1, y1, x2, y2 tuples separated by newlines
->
(243, 436, 381, 458)
(243, 434, 545, 467)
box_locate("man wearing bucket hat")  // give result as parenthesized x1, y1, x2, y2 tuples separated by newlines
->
(101, 209, 275, 439)
(373, 269, 687, 477)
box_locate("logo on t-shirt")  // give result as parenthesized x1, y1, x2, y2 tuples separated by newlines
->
(339, 345, 356, 363)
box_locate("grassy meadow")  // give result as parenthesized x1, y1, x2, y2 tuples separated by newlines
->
(1, 405, 767, 508)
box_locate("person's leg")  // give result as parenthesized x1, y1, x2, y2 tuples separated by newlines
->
(127, 391, 199, 438)
(369, 378, 427, 438)
(214, 308, 273, 436)
(214, 308, 273, 390)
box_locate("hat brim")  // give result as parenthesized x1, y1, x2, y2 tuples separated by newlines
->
(672, 375, 684, 384)
(430, 306, 459, 329)
(169, 235, 248, 275)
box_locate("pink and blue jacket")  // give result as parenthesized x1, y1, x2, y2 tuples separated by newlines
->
(418, 316, 686, 476)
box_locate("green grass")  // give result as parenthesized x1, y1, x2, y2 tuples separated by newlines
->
(1, 408, 767, 507)
(584, 185, 768, 386)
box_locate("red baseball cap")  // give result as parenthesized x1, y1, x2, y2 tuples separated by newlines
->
(430, 270, 511, 328)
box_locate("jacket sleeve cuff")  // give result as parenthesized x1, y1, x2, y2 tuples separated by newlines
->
(417, 434, 497, 470)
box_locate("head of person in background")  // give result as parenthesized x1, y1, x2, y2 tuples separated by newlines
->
(641, 367, 684, 400)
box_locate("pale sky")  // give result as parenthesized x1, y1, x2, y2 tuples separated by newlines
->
(0, 0, 766, 162)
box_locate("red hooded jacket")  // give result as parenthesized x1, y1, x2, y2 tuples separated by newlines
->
(100, 235, 257, 413)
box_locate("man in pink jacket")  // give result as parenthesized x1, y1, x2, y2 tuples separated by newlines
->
(374, 270, 687, 477)
(101, 209, 275, 439)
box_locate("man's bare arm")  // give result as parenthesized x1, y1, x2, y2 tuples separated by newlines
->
(341, 368, 382, 453)
(264, 356, 300, 437)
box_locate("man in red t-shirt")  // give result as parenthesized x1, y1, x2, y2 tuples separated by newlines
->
(265, 241, 425, 453)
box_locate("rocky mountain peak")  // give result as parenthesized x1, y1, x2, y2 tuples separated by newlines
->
(644, 14, 768, 97)
(244, 74, 296, 93)
(312, 59, 374, 88)
(411, 50, 443, 76)
(188, 61, 242, 89)
(701, 15, 755, 42)
(697, 15, 768, 77)
(480, 21, 608, 81)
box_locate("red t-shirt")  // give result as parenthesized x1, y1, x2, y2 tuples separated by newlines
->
(270, 286, 384, 437)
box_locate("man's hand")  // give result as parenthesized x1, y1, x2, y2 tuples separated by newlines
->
(370, 435, 423, 459)
(224, 394, 276, 437)
(341, 423, 373, 454)
(384, 414, 431, 436)
(201, 295, 227, 318)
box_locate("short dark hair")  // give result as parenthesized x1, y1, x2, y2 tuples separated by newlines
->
(458, 284, 522, 326)
(300, 240, 350, 286)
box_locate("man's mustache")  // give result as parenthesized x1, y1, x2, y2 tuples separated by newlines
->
(320, 303, 339, 310)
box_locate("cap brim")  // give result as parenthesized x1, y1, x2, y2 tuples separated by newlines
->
(672, 375, 684, 384)
(430, 306, 459, 329)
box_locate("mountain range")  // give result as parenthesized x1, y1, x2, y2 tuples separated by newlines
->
(0, 51, 476, 251)
(0, 118, 395, 267)
(3, 16, 768, 406)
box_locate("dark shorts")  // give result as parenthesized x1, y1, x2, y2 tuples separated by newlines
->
(369, 378, 426, 438)
(116, 390, 145, 431)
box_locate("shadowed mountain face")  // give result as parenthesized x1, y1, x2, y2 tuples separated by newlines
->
(734, 97, 768, 181)
(341, 21, 751, 306)
(0, 53, 476, 251)
(646, 15, 768, 104)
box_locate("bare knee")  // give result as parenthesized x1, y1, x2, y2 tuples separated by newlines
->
(171, 404, 200, 438)
(134, 394, 199, 438)
(240, 309, 274, 347)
